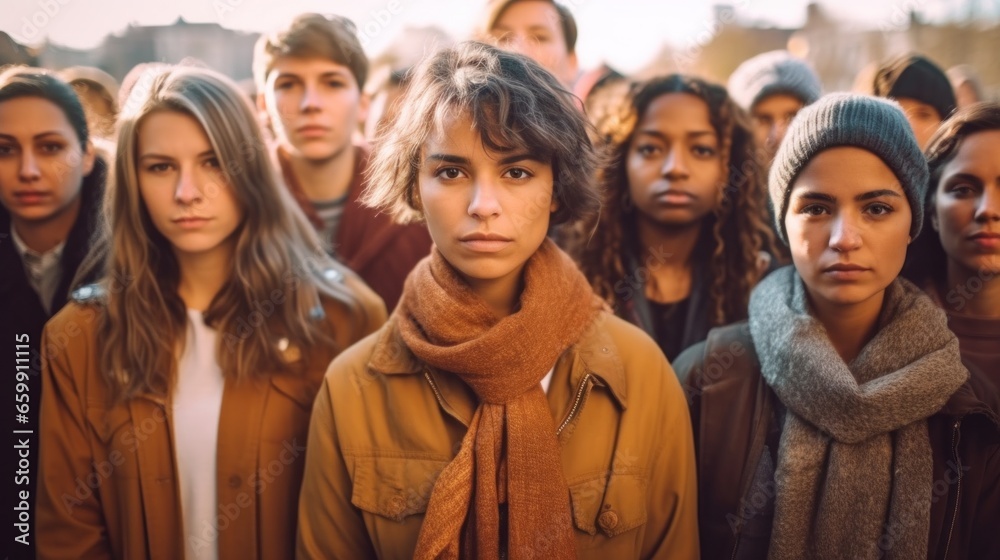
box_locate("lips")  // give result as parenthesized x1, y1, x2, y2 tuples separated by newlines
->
(459, 231, 513, 253)
(653, 189, 696, 205)
(12, 191, 51, 204)
(969, 231, 1000, 249)
(822, 262, 871, 280)
(296, 125, 330, 137)
(173, 216, 212, 229)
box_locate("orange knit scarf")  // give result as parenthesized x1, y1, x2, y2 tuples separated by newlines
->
(396, 239, 600, 560)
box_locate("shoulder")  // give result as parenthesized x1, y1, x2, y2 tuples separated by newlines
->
(678, 321, 760, 393)
(320, 320, 400, 400)
(317, 267, 388, 340)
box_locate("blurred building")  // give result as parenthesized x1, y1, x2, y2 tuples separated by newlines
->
(637, 3, 1000, 101)
(32, 17, 258, 82)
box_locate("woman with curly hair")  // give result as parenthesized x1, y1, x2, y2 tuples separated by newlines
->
(576, 74, 777, 361)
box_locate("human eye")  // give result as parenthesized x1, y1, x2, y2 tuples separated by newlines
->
(0, 143, 17, 156)
(692, 145, 717, 158)
(204, 156, 222, 169)
(865, 202, 895, 217)
(435, 167, 466, 180)
(146, 162, 173, 173)
(946, 182, 978, 198)
(40, 142, 65, 154)
(800, 204, 829, 216)
(635, 144, 661, 157)
(503, 167, 534, 181)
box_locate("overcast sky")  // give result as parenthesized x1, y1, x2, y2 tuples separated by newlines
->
(2, 0, 994, 73)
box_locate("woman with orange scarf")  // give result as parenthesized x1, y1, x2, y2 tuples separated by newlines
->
(295, 41, 699, 560)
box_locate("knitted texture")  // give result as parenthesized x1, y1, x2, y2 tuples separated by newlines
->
(873, 54, 957, 121)
(727, 50, 822, 111)
(768, 93, 929, 243)
(748, 266, 968, 560)
(398, 238, 602, 560)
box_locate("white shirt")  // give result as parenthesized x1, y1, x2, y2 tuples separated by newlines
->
(541, 366, 555, 394)
(173, 309, 225, 560)
(10, 224, 64, 314)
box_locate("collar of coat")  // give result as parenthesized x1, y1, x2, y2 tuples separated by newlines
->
(366, 313, 629, 417)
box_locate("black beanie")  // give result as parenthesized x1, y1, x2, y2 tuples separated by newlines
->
(873, 54, 956, 121)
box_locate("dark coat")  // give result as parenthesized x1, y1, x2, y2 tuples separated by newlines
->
(674, 322, 1000, 560)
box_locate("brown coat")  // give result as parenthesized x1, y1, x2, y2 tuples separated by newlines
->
(36, 275, 387, 560)
(296, 311, 700, 560)
(674, 322, 1000, 560)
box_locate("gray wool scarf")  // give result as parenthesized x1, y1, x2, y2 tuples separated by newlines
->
(748, 266, 968, 560)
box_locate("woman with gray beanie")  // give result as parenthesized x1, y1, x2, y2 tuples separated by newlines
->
(673, 93, 999, 559)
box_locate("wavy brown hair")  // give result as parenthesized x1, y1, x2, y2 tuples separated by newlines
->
(363, 41, 601, 227)
(577, 74, 776, 326)
(86, 66, 367, 401)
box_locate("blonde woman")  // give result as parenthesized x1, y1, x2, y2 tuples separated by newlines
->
(36, 66, 386, 560)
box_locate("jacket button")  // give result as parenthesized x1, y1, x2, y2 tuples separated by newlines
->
(598, 510, 619, 532)
(228, 475, 242, 488)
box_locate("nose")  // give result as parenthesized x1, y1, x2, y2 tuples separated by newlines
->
(661, 148, 689, 180)
(767, 121, 788, 151)
(829, 213, 862, 252)
(18, 149, 41, 183)
(174, 168, 203, 206)
(974, 186, 1000, 223)
(468, 178, 502, 221)
(299, 82, 322, 113)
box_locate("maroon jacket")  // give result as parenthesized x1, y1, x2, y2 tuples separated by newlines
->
(278, 145, 432, 311)
(674, 322, 1000, 560)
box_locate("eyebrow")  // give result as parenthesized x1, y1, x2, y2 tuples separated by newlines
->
(944, 172, 984, 185)
(138, 150, 216, 160)
(426, 152, 540, 166)
(796, 189, 904, 202)
(0, 131, 68, 141)
(637, 130, 717, 141)
(274, 70, 350, 80)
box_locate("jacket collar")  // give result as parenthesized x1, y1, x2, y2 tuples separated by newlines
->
(939, 375, 1000, 435)
(367, 313, 628, 410)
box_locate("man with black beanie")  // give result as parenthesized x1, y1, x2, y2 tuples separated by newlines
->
(871, 53, 957, 150)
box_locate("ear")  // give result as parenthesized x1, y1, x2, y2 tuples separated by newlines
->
(930, 210, 940, 232)
(357, 91, 371, 125)
(566, 51, 579, 86)
(550, 191, 560, 214)
(256, 92, 272, 129)
(81, 141, 96, 176)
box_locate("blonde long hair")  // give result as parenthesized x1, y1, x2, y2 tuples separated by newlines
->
(89, 66, 365, 400)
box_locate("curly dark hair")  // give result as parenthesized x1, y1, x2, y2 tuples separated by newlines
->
(575, 74, 777, 326)
(903, 102, 1000, 288)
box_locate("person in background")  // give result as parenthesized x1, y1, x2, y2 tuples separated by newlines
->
(904, 102, 1000, 406)
(480, 0, 580, 88)
(727, 50, 823, 169)
(675, 93, 998, 559)
(575, 74, 777, 362)
(871, 53, 957, 150)
(0, 66, 107, 560)
(255, 13, 432, 310)
(363, 66, 411, 142)
(57, 66, 119, 152)
(36, 66, 386, 560)
(297, 42, 699, 559)
(947, 64, 985, 109)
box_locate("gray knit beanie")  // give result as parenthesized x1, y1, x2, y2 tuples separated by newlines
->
(768, 93, 929, 244)
(727, 50, 822, 111)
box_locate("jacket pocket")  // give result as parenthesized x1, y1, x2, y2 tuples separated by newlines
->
(350, 455, 450, 522)
(569, 472, 649, 538)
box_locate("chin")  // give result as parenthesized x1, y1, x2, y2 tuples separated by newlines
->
(812, 284, 885, 308)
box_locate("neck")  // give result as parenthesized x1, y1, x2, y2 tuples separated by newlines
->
(809, 289, 886, 364)
(286, 144, 355, 201)
(465, 266, 525, 319)
(11, 195, 82, 254)
(635, 214, 702, 303)
(944, 259, 1000, 318)
(174, 241, 235, 312)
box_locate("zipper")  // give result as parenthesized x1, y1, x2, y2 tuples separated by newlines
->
(424, 370, 446, 406)
(942, 418, 963, 559)
(557, 373, 592, 436)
